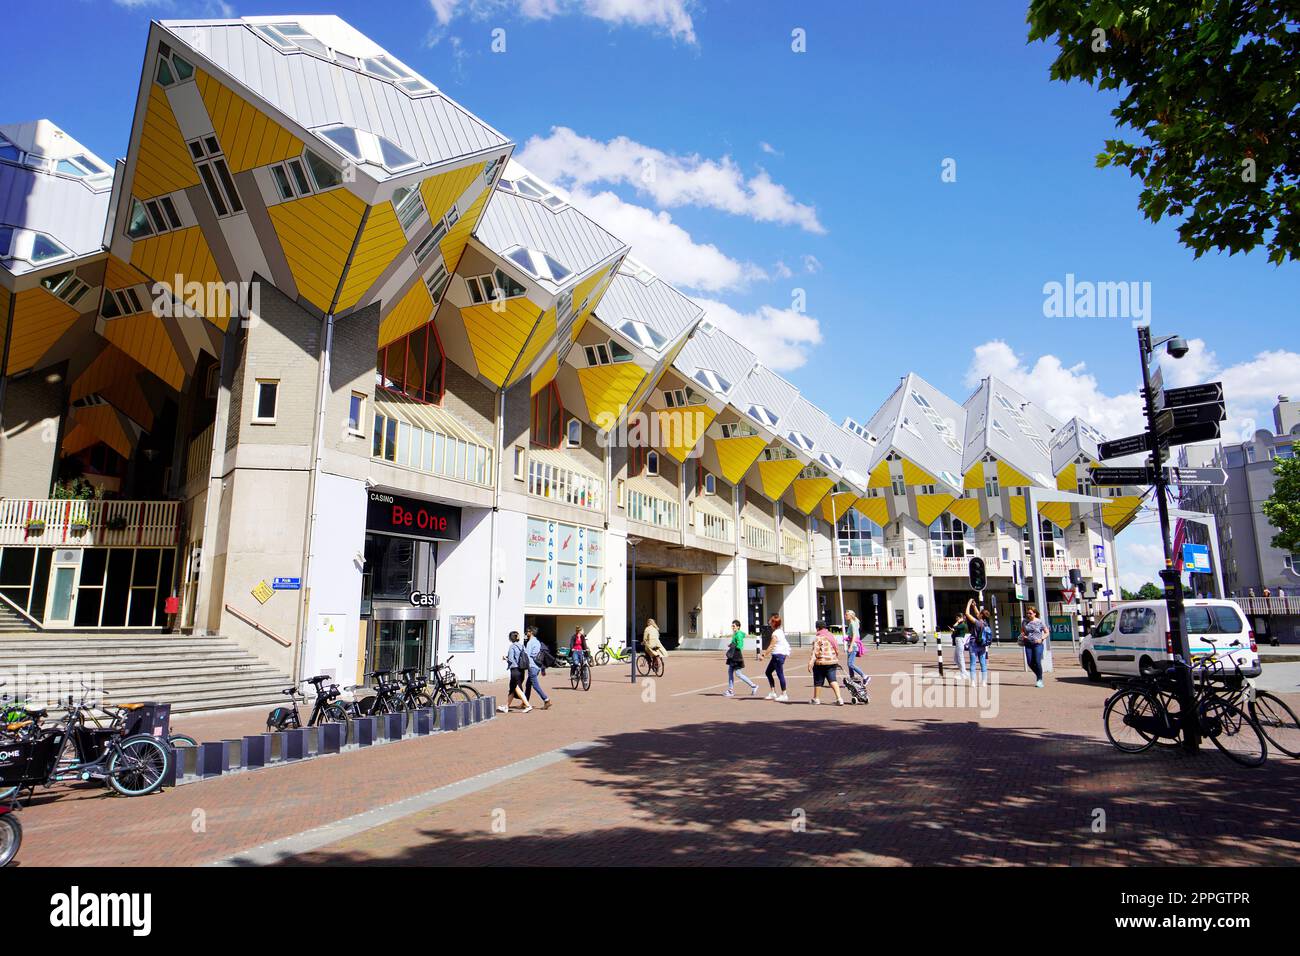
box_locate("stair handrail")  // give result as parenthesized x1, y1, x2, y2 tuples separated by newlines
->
(223, 603, 292, 648)
(0, 591, 41, 630)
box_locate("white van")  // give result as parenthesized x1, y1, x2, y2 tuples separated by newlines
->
(1079, 599, 1260, 681)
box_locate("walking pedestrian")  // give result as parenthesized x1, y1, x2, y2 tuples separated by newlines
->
(758, 614, 790, 701)
(951, 612, 969, 679)
(808, 621, 845, 705)
(725, 619, 758, 697)
(962, 599, 992, 686)
(1020, 605, 1049, 688)
(844, 609, 865, 680)
(523, 625, 553, 709)
(498, 631, 533, 713)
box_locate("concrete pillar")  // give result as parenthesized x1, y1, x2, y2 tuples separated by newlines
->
(0, 371, 63, 498)
(700, 554, 744, 639)
(783, 569, 816, 635)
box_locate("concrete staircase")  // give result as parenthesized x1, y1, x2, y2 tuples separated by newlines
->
(0, 634, 294, 713)
(0, 599, 38, 633)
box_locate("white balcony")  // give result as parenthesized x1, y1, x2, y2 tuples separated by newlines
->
(835, 552, 907, 575)
(694, 509, 733, 544)
(527, 455, 604, 511)
(0, 499, 181, 548)
(781, 531, 808, 563)
(626, 487, 679, 530)
(741, 517, 777, 553)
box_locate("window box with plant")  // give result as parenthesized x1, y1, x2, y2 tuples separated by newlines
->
(25, 519, 46, 535)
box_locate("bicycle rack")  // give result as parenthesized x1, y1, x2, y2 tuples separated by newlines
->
(354, 716, 379, 747)
(241, 735, 271, 769)
(412, 709, 434, 736)
(437, 703, 461, 732)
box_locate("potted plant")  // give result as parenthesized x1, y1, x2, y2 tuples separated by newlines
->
(25, 518, 46, 535)
(67, 500, 91, 534)
(105, 514, 129, 532)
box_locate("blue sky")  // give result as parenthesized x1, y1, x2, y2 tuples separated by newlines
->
(11, 0, 1299, 586)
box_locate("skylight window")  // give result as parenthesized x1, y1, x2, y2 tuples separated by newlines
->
(787, 431, 816, 453)
(30, 233, 70, 263)
(691, 368, 731, 395)
(843, 418, 877, 443)
(0, 135, 19, 163)
(0, 226, 12, 258)
(498, 174, 568, 210)
(619, 319, 666, 351)
(56, 154, 109, 179)
(317, 125, 417, 173)
(747, 404, 778, 428)
(505, 246, 572, 284)
(819, 453, 843, 471)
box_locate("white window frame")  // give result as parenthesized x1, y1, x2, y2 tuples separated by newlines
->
(565, 417, 582, 448)
(188, 136, 244, 218)
(646, 451, 659, 477)
(348, 391, 367, 437)
(252, 379, 280, 425)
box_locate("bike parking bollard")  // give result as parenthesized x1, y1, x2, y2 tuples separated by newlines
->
(302, 726, 321, 755)
(175, 743, 199, 778)
(281, 728, 308, 761)
(355, 716, 379, 746)
(224, 740, 242, 772)
(459, 698, 476, 726)
(483, 696, 496, 719)
(383, 712, 404, 741)
(197, 741, 230, 778)
(437, 702, 461, 732)
(413, 708, 434, 735)
(474, 697, 489, 722)
(318, 722, 344, 754)
(162, 746, 179, 788)
(241, 735, 271, 769)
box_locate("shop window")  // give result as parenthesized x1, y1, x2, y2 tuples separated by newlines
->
(376, 320, 445, 404)
(531, 381, 563, 448)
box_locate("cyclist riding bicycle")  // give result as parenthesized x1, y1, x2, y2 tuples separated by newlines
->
(642, 618, 666, 666)
(569, 626, 588, 668)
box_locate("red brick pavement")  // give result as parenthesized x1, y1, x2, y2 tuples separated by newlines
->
(12, 648, 1300, 867)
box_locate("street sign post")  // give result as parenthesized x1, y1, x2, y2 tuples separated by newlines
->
(1099, 432, 1153, 460)
(1158, 381, 1223, 409)
(1163, 420, 1222, 446)
(1090, 465, 1155, 485)
(1156, 401, 1226, 435)
(1166, 466, 1228, 487)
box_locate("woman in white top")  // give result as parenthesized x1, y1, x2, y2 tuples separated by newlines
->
(758, 614, 791, 702)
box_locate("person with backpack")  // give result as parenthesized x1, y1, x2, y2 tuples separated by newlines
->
(725, 619, 758, 697)
(1020, 605, 1049, 688)
(758, 613, 790, 701)
(497, 631, 533, 713)
(808, 621, 845, 705)
(951, 612, 969, 680)
(844, 609, 865, 681)
(523, 625, 553, 710)
(962, 599, 993, 686)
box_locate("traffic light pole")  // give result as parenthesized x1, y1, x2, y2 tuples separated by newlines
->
(1137, 327, 1198, 750)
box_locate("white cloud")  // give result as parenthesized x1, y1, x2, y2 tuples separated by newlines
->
(1158, 338, 1300, 440)
(802, 254, 822, 274)
(572, 189, 764, 293)
(518, 127, 825, 233)
(693, 298, 823, 372)
(427, 0, 697, 42)
(772, 260, 794, 279)
(759, 141, 781, 156)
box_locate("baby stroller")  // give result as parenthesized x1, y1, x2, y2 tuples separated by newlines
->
(843, 673, 871, 705)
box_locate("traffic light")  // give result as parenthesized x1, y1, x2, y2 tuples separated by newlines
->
(968, 556, 987, 593)
(1069, 568, 1083, 588)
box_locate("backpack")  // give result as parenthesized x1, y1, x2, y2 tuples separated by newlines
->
(972, 623, 993, 649)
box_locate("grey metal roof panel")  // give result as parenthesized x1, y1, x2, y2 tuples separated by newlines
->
(593, 266, 703, 347)
(863, 373, 966, 491)
(733, 365, 800, 424)
(0, 160, 110, 277)
(673, 323, 757, 398)
(963, 376, 1062, 487)
(476, 189, 626, 283)
(162, 20, 509, 172)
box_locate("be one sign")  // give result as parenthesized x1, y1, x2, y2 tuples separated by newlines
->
(366, 491, 461, 541)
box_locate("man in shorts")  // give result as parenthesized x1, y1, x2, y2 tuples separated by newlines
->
(807, 621, 845, 705)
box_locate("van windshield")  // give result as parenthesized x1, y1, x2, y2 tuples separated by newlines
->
(1186, 606, 1245, 634)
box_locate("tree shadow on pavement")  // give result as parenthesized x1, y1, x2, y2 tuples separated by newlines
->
(268, 717, 1300, 867)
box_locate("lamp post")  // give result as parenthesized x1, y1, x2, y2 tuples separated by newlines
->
(1137, 326, 1198, 750)
(831, 492, 846, 632)
(627, 535, 641, 684)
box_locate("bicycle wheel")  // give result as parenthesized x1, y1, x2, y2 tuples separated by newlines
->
(1201, 698, 1268, 768)
(580, 664, 591, 691)
(167, 734, 198, 748)
(1249, 691, 1300, 758)
(456, 683, 483, 699)
(1103, 688, 1161, 754)
(0, 814, 20, 867)
(652, 656, 664, 677)
(0, 787, 16, 802)
(594, 648, 609, 667)
(570, 667, 580, 690)
(447, 687, 473, 704)
(107, 735, 170, 796)
(636, 654, 651, 676)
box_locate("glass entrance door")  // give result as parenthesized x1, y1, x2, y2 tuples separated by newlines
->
(46, 563, 79, 626)
(368, 620, 429, 674)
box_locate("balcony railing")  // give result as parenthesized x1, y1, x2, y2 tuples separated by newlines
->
(528, 458, 604, 511)
(185, 422, 214, 486)
(0, 499, 181, 548)
(373, 411, 493, 487)
(781, 531, 807, 563)
(741, 518, 777, 553)
(835, 553, 906, 575)
(626, 487, 679, 530)
(694, 510, 733, 544)
(1235, 596, 1300, 615)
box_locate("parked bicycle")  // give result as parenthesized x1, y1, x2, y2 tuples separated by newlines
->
(0, 694, 172, 799)
(0, 803, 19, 867)
(1102, 643, 1268, 767)
(431, 656, 481, 700)
(593, 639, 633, 666)
(266, 675, 352, 731)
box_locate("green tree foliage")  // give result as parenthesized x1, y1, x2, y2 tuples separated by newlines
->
(1122, 582, 1165, 600)
(1262, 455, 1300, 552)
(1028, 1, 1299, 263)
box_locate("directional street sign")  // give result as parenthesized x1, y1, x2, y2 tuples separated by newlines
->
(1099, 432, 1153, 460)
(1090, 465, 1154, 485)
(1156, 401, 1226, 435)
(1159, 381, 1223, 410)
(1164, 420, 1222, 446)
(1166, 466, 1228, 487)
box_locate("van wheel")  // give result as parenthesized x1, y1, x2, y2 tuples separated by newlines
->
(1082, 653, 1100, 682)
(1138, 656, 1154, 676)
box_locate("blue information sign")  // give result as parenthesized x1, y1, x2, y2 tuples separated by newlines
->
(272, 577, 301, 590)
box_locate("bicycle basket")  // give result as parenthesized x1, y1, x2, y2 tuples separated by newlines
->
(121, 702, 171, 738)
(73, 725, 122, 763)
(0, 733, 63, 786)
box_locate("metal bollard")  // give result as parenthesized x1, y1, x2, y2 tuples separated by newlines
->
(281, 728, 308, 761)
(936, 639, 945, 679)
(459, 699, 476, 726)
(318, 722, 344, 754)
(413, 708, 434, 735)
(197, 741, 230, 778)
(241, 734, 271, 769)
(383, 712, 404, 741)
(482, 696, 496, 720)
(438, 702, 461, 732)
(162, 745, 179, 788)
(355, 716, 379, 747)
